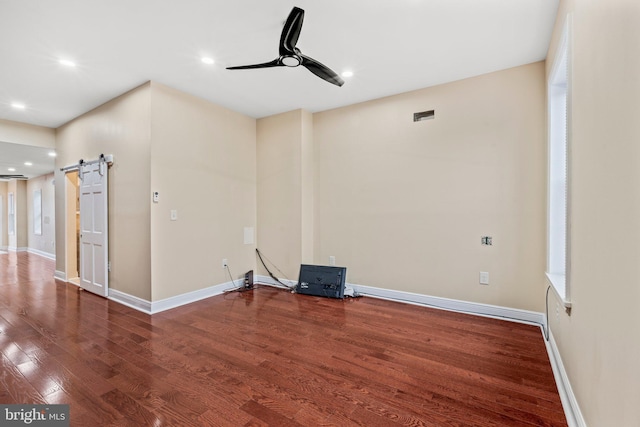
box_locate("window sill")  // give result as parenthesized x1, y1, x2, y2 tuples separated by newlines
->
(546, 272, 572, 308)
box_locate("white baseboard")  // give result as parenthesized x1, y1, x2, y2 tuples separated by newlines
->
(54, 270, 67, 281)
(545, 330, 587, 427)
(8, 247, 27, 252)
(108, 280, 240, 315)
(108, 289, 152, 314)
(349, 283, 545, 326)
(27, 248, 55, 261)
(255, 274, 297, 290)
(150, 280, 238, 313)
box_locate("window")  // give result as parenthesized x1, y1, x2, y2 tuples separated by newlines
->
(8, 192, 15, 236)
(547, 17, 572, 307)
(34, 189, 42, 236)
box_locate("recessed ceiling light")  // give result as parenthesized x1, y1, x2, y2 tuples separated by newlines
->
(24, 162, 33, 166)
(201, 57, 215, 65)
(59, 59, 76, 67)
(8, 168, 16, 172)
(48, 151, 57, 157)
(341, 70, 354, 78)
(11, 102, 26, 110)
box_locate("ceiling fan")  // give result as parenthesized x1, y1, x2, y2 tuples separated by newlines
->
(227, 6, 345, 87)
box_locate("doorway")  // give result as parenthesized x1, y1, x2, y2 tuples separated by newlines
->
(63, 159, 110, 297)
(65, 171, 80, 284)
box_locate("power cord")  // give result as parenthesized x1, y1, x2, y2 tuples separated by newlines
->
(223, 263, 252, 293)
(255, 248, 295, 290)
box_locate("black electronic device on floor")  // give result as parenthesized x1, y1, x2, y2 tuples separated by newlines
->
(296, 264, 346, 299)
(244, 270, 254, 290)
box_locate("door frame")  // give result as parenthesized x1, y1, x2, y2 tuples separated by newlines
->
(61, 154, 112, 296)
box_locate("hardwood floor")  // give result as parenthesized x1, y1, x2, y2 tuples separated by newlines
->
(0, 252, 568, 426)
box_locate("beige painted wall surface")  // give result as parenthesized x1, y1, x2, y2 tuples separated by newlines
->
(313, 62, 547, 312)
(55, 83, 152, 300)
(149, 82, 256, 301)
(300, 110, 314, 264)
(257, 110, 306, 279)
(26, 173, 55, 257)
(547, 0, 640, 425)
(0, 118, 55, 148)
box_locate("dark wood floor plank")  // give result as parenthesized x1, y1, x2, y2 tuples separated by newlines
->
(0, 252, 568, 426)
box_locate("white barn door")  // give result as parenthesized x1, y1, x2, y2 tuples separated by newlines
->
(79, 161, 109, 297)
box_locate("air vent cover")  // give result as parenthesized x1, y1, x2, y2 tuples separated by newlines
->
(413, 110, 435, 122)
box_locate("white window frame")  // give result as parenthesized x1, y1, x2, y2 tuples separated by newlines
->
(546, 16, 572, 308)
(34, 189, 42, 236)
(8, 192, 15, 236)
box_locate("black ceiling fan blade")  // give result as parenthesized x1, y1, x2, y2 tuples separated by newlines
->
(226, 59, 282, 70)
(279, 7, 305, 56)
(300, 54, 344, 87)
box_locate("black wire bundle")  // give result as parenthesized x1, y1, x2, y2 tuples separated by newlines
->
(255, 248, 295, 290)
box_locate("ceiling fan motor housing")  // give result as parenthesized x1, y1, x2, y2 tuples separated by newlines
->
(281, 55, 301, 67)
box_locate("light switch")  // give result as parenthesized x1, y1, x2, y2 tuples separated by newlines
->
(170, 210, 178, 221)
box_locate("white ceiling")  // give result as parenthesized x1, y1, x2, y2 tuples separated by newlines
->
(0, 142, 55, 180)
(0, 0, 558, 129)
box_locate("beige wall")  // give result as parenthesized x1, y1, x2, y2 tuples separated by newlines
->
(55, 83, 152, 299)
(149, 82, 257, 301)
(53, 81, 257, 302)
(26, 173, 55, 257)
(547, 0, 640, 425)
(300, 110, 314, 264)
(0, 118, 55, 148)
(313, 62, 547, 312)
(257, 110, 313, 279)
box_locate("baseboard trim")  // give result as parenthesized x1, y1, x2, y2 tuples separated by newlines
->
(8, 247, 28, 252)
(350, 283, 545, 326)
(150, 280, 238, 314)
(545, 330, 586, 427)
(108, 289, 152, 314)
(54, 270, 67, 281)
(27, 248, 55, 261)
(255, 274, 297, 290)
(108, 280, 240, 315)
(255, 276, 543, 325)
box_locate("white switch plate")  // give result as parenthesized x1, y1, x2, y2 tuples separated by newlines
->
(479, 271, 489, 285)
(329, 256, 336, 266)
(170, 210, 178, 221)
